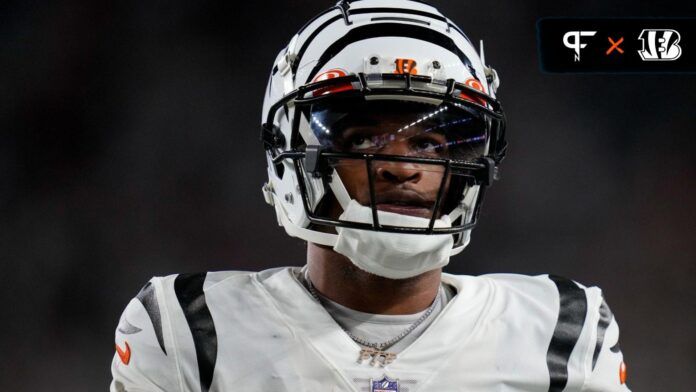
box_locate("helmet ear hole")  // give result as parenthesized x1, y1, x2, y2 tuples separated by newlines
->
(308, 190, 341, 235)
(274, 161, 285, 179)
(442, 176, 471, 215)
(450, 215, 464, 246)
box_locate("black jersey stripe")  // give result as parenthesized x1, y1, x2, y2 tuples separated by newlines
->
(592, 300, 614, 370)
(304, 22, 477, 84)
(136, 281, 167, 355)
(546, 275, 588, 392)
(174, 273, 217, 392)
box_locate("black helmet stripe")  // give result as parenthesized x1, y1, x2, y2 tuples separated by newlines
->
(446, 19, 473, 45)
(350, 8, 446, 22)
(294, 14, 344, 75)
(344, 0, 438, 7)
(293, 8, 456, 75)
(304, 22, 478, 84)
(296, 6, 344, 36)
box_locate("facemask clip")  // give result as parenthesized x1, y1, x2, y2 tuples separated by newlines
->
(482, 157, 499, 185)
(304, 145, 329, 178)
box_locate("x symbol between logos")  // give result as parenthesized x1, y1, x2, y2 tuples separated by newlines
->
(606, 36, 624, 55)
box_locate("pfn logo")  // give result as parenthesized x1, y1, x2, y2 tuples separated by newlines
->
(563, 31, 597, 61)
(637, 29, 682, 61)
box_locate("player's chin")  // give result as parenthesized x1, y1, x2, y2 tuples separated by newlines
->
(376, 203, 434, 219)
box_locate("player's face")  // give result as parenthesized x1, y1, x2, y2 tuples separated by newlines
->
(331, 113, 451, 219)
(308, 99, 488, 222)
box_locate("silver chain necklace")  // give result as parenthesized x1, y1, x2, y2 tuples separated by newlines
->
(303, 271, 441, 352)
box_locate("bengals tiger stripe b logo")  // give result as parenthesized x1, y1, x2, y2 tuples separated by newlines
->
(459, 77, 487, 106)
(394, 58, 418, 75)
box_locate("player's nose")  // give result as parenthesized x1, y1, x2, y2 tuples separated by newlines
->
(375, 141, 422, 183)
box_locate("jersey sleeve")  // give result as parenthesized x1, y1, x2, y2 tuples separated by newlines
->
(581, 298, 631, 392)
(110, 279, 181, 392)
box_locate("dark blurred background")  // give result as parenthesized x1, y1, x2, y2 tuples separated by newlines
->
(1, 0, 694, 390)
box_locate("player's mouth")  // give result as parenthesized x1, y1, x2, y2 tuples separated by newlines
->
(374, 191, 435, 219)
(376, 203, 433, 218)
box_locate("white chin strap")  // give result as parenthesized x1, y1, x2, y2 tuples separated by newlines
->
(333, 200, 454, 279)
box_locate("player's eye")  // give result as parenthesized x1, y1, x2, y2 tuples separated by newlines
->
(412, 136, 446, 155)
(350, 136, 377, 150)
(416, 140, 438, 151)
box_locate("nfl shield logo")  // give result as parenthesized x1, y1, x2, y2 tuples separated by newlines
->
(370, 375, 399, 392)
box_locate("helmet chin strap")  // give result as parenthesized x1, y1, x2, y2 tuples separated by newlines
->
(333, 200, 454, 279)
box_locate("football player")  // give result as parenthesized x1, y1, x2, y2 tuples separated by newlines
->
(111, 1, 630, 391)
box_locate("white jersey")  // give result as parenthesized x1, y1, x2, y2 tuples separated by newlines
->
(110, 267, 630, 392)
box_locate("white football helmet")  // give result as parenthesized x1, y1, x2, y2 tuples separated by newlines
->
(261, 0, 506, 256)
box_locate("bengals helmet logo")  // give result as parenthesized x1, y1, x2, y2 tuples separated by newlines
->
(459, 78, 487, 106)
(311, 68, 353, 96)
(312, 68, 347, 82)
(394, 58, 418, 75)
